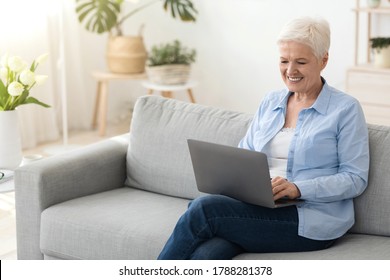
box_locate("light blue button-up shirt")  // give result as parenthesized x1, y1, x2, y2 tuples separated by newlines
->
(239, 79, 369, 240)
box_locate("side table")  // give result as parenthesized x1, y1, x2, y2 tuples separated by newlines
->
(141, 80, 197, 103)
(92, 71, 147, 136)
(0, 170, 14, 193)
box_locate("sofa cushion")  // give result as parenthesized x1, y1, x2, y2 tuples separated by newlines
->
(40, 187, 189, 260)
(125, 96, 252, 199)
(234, 233, 390, 259)
(350, 124, 390, 237)
(40, 187, 390, 260)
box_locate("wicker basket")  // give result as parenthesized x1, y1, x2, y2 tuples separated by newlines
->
(106, 36, 147, 74)
(146, 64, 191, 85)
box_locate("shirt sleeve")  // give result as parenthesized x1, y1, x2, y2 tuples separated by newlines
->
(295, 100, 370, 202)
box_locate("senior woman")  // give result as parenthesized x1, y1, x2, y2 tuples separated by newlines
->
(158, 16, 369, 260)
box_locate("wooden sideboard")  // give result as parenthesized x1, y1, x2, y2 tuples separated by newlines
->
(346, 1, 390, 125)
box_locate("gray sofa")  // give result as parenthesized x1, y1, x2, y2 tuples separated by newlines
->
(15, 95, 390, 260)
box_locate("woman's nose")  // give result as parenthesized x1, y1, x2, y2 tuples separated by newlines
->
(287, 63, 297, 75)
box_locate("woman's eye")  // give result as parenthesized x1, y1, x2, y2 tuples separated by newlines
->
(280, 61, 288, 64)
(297, 61, 306, 65)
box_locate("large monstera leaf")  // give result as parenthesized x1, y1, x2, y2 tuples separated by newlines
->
(76, 0, 197, 35)
(76, 0, 122, 34)
(163, 0, 197, 22)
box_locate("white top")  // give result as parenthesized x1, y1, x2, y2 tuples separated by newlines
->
(263, 128, 295, 179)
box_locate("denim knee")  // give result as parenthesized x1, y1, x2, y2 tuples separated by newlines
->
(190, 237, 244, 260)
(188, 195, 227, 213)
(187, 196, 210, 217)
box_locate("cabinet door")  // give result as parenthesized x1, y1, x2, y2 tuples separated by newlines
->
(346, 69, 390, 126)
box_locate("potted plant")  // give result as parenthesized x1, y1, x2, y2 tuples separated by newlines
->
(370, 37, 390, 68)
(146, 39, 196, 84)
(367, 0, 381, 8)
(0, 53, 49, 169)
(75, 0, 197, 74)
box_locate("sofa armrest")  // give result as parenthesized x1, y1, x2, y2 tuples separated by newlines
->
(14, 134, 129, 259)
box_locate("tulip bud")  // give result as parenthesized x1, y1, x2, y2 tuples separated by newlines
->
(0, 67, 8, 84)
(0, 53, 9, 67)
(35, 53, 48, 65)
(20, 69, 35, 86)
(34, 75, 48, 86)
(8, 56, 27, 73)
(8, 81, 24, 96)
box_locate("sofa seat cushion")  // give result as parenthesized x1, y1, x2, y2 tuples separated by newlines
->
(234, 233, 390, 260)
(40, 187, 189, 260)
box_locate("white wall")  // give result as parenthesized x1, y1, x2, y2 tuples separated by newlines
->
(78, 0, 359, 123)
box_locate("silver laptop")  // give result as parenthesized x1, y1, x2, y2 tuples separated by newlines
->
(187, 139, 302, 208)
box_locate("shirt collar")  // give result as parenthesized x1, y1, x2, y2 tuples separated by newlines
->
(273, 77, 330, 115)
(273, 90, 290, 111)
(310, 77, 330, 115)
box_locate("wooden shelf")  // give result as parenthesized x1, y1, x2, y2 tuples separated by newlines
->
(346, 68, 390, 126)
(346, 1, 390, 126)
(352, 1, 390, 65)
(349, 64, 390, 74)
(353, 7, 390, 14)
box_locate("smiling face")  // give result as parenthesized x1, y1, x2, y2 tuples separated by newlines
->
(279, 41, 328, 96)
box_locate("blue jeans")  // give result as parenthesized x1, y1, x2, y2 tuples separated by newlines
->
(158, 195, 336, 260)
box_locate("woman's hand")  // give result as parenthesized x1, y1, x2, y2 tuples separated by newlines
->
(271, 176, 301, 200)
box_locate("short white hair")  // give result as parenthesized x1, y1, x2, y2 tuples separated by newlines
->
(277, 16, 330, 59)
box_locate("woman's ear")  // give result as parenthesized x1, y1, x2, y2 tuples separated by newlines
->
(321, 52, 329, 69)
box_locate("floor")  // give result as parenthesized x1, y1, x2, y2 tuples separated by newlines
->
(0, 120, 131, 260)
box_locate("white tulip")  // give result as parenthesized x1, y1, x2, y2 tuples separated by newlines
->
(0, 67, 8, 83)
(8, 81, 24, 96)
(1, 54, 50, 110)
(1, 53, 9, 67)
(8, 56, 27, 73)
(20, 69, 35, 86)
(34, 75, 48, 86)
(35, 53, 48, 65)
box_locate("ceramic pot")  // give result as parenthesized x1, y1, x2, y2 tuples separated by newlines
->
(367, 0, 381, 8)
(374, 46, 390, 68)
(0, 110, 23, 170)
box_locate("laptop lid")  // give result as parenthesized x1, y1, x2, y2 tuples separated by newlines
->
(187, 139, 301, 208)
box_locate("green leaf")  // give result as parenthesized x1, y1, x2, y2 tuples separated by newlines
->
(147, 40, 196, 66)
(370, 37, 390, 50)
(163, 0, 197, 22)
(24, 96, 51, 108)
(75, 2, 91, 15)
(0, 79, 6, 96)
(170, 1, 176, 18)
(75, 0, 121, 34)
(12, 89, 29, 109)
(77, 5, 95, 23)
(30, 60, 37, 72)
(76, 0, 197, 35)
(0, 79, 8, 108)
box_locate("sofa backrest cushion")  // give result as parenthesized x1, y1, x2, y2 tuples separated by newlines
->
(350, 124, 390, 237)
(125, 96, 253, 199)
